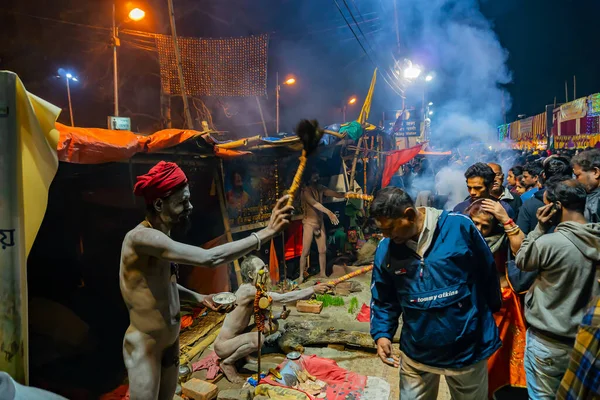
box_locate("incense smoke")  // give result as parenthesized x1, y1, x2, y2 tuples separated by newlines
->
(392, 0, 512, 145)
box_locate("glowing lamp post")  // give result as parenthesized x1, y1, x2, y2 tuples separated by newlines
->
(276, 73, 296, 133)
(112, 4, 146, 117)
(63, 73, 78, 127)
(343, 96, 358, 122)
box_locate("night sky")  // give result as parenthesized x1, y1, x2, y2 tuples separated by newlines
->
(1, 0, 599, 136)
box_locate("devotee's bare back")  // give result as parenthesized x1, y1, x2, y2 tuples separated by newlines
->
(120, 224, 180, 346)
(218, 284, 256, 341)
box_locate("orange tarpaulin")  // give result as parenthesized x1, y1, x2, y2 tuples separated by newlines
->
(56, 122, 207, 164)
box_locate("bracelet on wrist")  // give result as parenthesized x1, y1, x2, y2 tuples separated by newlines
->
(507, 227, 521, 236)
(503, 218, 514, 226)
(251, 232, 261, 251)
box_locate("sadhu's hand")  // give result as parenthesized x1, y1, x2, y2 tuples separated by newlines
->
(201, 294, 235, 313)
(266, 195, 294, 235)
(376, 337, 399, 368)
(313, 283, 333, 294)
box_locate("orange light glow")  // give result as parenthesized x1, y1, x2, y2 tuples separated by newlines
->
(348, 97, 357, 105)
(284, 78, 296, 85)
(128, 8, 146, 21)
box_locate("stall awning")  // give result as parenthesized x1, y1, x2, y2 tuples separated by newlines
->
(56, 123, 209, 164)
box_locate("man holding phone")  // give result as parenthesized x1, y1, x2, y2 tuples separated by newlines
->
(515, 177, 600, 399)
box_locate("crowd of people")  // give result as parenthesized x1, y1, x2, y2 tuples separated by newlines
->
(370, 148, 600, 399)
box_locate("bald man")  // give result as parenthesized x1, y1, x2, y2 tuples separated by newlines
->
(488, 162, 522, 218)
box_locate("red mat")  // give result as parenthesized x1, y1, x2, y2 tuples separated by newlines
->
(261, 354, 368, 400)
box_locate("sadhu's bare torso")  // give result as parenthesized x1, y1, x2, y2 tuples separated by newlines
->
(119, 223, 180, 348)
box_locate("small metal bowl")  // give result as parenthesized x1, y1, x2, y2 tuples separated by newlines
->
(213, 292, 237, 307)
(286, 351, 301, 360)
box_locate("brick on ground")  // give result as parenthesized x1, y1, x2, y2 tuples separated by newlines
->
(181, 378, 218, 400)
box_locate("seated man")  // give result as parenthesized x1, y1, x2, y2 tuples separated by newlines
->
(214, 255, 331, 383)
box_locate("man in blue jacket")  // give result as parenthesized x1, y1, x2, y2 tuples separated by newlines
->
(370, 187, 502, 399)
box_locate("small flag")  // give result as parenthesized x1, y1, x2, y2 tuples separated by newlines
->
(269, 238, 280, 284)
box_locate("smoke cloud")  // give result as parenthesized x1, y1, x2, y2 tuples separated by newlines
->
(392, 0, 512, 145)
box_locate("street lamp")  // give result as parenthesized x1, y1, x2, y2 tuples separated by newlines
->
(425, 74, 434, 82)
(343, 96, 358, 122)
(276, 72, 296, 133)
(112, 3, 146, 117)
(403, 65, 422, 79)
(63, 73, 78, 127)
(428, 101, 433, 106)
(128, 8, 145, 21)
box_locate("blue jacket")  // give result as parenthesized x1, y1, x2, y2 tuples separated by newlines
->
(370, 211, 502, 369)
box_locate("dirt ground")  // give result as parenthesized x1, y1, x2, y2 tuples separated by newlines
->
(192, 272, 527, 399)
(193, 273, 454, 399)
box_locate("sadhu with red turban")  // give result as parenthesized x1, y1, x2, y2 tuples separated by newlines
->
(133, 161, 189, 205)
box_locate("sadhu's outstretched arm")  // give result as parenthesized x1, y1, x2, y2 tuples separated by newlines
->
(134, 196, 293, 268)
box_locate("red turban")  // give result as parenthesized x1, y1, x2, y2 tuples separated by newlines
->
(133, 161, 188, 204)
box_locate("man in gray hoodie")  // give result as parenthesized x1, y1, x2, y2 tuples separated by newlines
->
(516, 177, 600, 400)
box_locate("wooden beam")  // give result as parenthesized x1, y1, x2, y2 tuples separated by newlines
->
(214, 160, 242, 286)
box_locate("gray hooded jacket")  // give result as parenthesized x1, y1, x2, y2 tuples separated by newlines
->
(516, 221, 600, 338)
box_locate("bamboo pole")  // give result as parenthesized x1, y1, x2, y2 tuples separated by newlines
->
(167, 0, 194, 129)
(255, 97, 268, 136)
(214, 161, 242, 286)
(349, 137, 363, 191)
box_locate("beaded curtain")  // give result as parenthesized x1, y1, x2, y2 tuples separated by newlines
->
(155, 33, 269, 97)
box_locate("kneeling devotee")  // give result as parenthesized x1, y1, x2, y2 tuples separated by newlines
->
(214, 255, 331, 383)
(120, 161, 293, 400)
(370, 187, 502, 400)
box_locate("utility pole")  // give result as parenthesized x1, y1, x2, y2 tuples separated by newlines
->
(393, 0, 400, 52)
(276, 71, 280, 133)
(66, 77, 74, 126)
(565, 81, 569, 103)
(112, 3, 119, 117)
(160, 91, 172, 128)
(573, 75, 576, 100)
(167, 0, 194, 129)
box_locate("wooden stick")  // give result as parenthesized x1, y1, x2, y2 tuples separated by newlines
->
(286, 150, 307, 207)
(179, 327, 221, 365)
(327, 265, 374, 285)
(214, 163, 242, 286)
(349, 137, 364, 190)
(257, 329, 262, 380)
(345, 193, 374, 201)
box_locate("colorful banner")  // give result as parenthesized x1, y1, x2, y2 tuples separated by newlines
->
(554, 134, 600, 149)
(0, 72, 60, 383)
(532, 112, 547, 140)
(497, 124, 509, 142)
(559, 98, 587, 121)
(509, 120, 520, 140)
(588, 93, 600, 116)
(519, 117, 533, 135)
